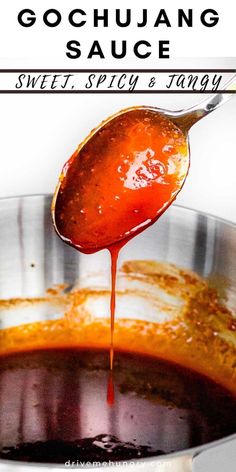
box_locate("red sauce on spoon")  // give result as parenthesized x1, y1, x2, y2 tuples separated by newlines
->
(52, 107, 189, 401)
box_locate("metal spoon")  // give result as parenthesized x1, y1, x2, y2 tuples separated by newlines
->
(161, 73, 236, 133)
(52, 74, 236, 253)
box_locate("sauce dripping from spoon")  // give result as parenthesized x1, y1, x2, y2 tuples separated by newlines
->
(52, 107, 189, 403)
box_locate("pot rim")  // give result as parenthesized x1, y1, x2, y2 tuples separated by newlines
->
(0, 193, 236, 469)
(0, 192, 236, 231)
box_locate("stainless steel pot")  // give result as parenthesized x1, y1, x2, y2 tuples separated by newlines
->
(0, 194, 236, 472)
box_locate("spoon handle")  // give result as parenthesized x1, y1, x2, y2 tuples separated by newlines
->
(170, 73, 236, 133)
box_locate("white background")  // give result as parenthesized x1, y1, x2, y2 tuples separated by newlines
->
(0, 0, 235, 64)
(0, 2, 236, 471)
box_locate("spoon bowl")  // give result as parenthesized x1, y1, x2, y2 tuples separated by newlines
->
(52, 106, 189, 253)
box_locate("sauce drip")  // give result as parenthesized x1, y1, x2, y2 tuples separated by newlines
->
(107, 244, 122, 404)
(109, 246, 118, 371)
(106, 372, 115, 406)
(52, 107, 189, 385)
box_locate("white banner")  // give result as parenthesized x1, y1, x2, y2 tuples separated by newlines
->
(0, 70, 234, 93)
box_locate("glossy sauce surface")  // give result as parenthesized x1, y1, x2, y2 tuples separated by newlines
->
(1, 348, 236, 464)
(54, 108, 189, 252)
